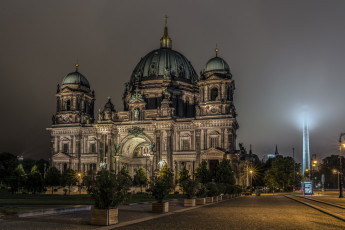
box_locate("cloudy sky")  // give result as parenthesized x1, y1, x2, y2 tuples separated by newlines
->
(1, 0, 345, 163)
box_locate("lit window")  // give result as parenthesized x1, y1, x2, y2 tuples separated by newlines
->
(182, 139, 190, 151)
(210, 137, 219, 148)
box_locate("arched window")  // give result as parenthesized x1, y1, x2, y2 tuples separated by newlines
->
(66, 100, 71, 111)
(210, 88, 218, 101)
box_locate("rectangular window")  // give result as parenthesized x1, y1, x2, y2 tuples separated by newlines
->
(210, 137, 219, 148)
(90, 143, 96, 153)
(182, 139, 190, 151)
(63, 144, 68, 153)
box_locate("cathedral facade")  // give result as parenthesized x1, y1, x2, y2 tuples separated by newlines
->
(47, 21, 239, 179)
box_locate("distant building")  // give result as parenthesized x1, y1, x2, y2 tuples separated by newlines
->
(262, 145, 280, 163)
(47, 19, 239, 179)
(234, 144, 260, 186)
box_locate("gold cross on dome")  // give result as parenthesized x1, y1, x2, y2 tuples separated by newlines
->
(215, 44, 219, 57)
(164, 15, 168, 26)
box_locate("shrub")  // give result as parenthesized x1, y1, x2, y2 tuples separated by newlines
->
(225, 184, 235, 194)
(195, 161, 211, 184)
(150, 177, 172, 203)
(90, 169, 132, 209)
(181, 178, 198, 199)
(206, 182, 219, 197)
(45, 166, 61, 194)
(133, 167, 149, 193)
(150, 164, 174, 203)
(217, 183, 227, 195)
(215, 159, 235, 185)
(196, 184, 207, 198)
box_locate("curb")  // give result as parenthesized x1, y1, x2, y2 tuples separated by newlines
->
(18, 205, 91, 218)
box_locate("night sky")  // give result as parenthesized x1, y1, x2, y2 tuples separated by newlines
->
(1, 0, 345, 163)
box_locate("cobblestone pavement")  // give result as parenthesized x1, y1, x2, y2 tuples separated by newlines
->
(116, 196, 345, 230)
(2, 196, 345, 230)
(0, 199, 185, 230)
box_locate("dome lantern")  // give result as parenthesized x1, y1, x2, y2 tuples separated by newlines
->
(160, 15, 172, 49)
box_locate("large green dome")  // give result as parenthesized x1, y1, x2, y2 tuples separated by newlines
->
(62, 68, 90, 88)
(130, 48, 198, 85)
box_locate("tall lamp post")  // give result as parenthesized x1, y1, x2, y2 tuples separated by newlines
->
(77, 172, 82, 195)
(292, 147, 295, 192)
(249, 170, 253, 188)
(17, 154, 24, 193)
(338, 133, 345, 198)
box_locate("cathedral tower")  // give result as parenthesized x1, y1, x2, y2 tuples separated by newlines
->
(53, 64, 95, 125)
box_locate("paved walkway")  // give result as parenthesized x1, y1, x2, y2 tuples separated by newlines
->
(2, 195, 345, 229)
(0, 198, 218, 230)
(116, 195, 345, 230)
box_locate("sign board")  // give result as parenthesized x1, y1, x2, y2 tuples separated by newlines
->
(302, 180, 313, 195)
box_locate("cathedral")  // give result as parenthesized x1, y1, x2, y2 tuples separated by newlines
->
(47, 19, 239, 180)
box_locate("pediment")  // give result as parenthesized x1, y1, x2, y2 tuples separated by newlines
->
(53, 152, 71, 159)
(202, 148, 225, 156)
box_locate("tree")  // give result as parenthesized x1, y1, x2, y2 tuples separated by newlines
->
(319, 155, 345, 189)
(263, 155, 300, 192)
(82, 169, 96, 193)
(11, 164, 27, 193)
(90, 169, 132, 209)
(150, 164, 174, 203)
(133, 167, 149, 193)
(181, 178, 198, 199)
(36, 159, 50, 177)
(177, 166, 190, 184)
(0, 152, 18, 186)
(61, 168, 77, 195)
(22, 158, 35, 174)
(26, 165, 44, 194)
(195, 160, 211, 184)
(215, 159, 235, 185)
(159, 164, 174, 189)
(45, 167, 61, 194)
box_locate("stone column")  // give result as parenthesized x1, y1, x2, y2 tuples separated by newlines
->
(76, 135, 81, 171)
(221, 128, 225, 149)
(191, 131, 195, 150)
(96, 135, 101, 171)
(195, 129, 201, 164)
(177, 131, 180, 151)
(228, 128, 233, 153)
(155, 130, 161, 170)
(204, 129, 207, 150)
(57, 136, 60, 153)
(205, 86, 208, 101)
(166, 130, 173, 169)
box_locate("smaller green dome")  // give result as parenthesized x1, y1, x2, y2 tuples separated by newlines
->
(204, 57, 230, 73)
(62, 69, 90, 88)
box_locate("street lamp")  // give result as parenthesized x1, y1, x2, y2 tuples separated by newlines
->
(77, 172, 82, 195)
(249, 170, 253, 188)
(305, 168, 310, 179)
(333, 169, 339, 190)
(338, 133, 345, 198)
(311, 159, 318, 181)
